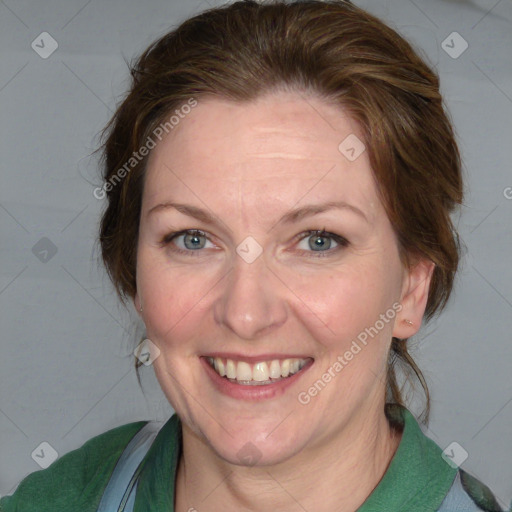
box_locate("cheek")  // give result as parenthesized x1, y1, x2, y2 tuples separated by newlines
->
(137, 247, 223, 351)
(283, 260, 400, 350)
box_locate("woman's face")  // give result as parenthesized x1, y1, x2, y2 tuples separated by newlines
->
(135, 90, 430, 466)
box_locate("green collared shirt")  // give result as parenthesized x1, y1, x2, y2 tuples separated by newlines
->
(0, 405, 504, 511)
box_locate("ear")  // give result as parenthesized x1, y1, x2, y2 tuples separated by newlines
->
(134, 292, 143, 317)
(393, 257, 435, 339)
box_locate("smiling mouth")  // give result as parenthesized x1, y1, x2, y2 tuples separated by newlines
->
(205, 356, 313, 386)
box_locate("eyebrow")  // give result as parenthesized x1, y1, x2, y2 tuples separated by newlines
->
(147, 200, 368, 226)
(278, 200, 368, 224)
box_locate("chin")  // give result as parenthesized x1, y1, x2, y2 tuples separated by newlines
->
(197, 418, 310, 468)
(213, 438, 303, 468)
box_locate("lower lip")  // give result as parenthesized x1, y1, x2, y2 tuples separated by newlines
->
(201, 357, 313, 401)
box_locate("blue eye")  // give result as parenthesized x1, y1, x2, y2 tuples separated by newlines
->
(162, 229, 214, 256)
(295, 229, 348, 257)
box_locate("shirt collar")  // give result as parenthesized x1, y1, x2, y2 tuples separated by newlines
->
(359, 404, 457, 511)
(134, 414, 181, 512)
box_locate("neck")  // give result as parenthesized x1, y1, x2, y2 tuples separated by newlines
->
(175, 402, 402, 512)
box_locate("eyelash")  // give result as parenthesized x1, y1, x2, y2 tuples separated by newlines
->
(160, 228, 349, 258)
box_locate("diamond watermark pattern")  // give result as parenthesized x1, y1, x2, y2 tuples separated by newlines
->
(442, 441, 469, 468)
(31, 32, 59, 59)
(338, 134, 366, 162)
(134, 338, 161, 366)
(441, 32, 468, 59)
(32, 237, 58, 263)
(31, 441, 58, 469)
(236, 236, 263, 264)
(236, 441, 262, 466)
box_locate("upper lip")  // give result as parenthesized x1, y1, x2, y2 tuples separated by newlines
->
(202, 353, 314, 364)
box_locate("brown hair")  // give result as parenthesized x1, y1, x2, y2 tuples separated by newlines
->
(98, 0, 463, 422)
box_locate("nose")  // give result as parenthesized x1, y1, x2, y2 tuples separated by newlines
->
(213, 250, 287, 340)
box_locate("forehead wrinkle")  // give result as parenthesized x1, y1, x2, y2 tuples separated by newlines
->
(243, 153, 332, 160)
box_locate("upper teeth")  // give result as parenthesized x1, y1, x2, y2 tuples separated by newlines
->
(207, 357, 309, 382)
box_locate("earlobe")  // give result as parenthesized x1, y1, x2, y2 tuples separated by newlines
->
(134, 293, 143, 315)
(393, 258, 435, 339)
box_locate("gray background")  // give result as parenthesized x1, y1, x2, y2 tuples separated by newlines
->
(1, 0, 511, 507)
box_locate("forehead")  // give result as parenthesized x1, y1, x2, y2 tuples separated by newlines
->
(143, 91, 380, 221)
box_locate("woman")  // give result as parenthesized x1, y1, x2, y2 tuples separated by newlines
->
(1, 1, 506, 511)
